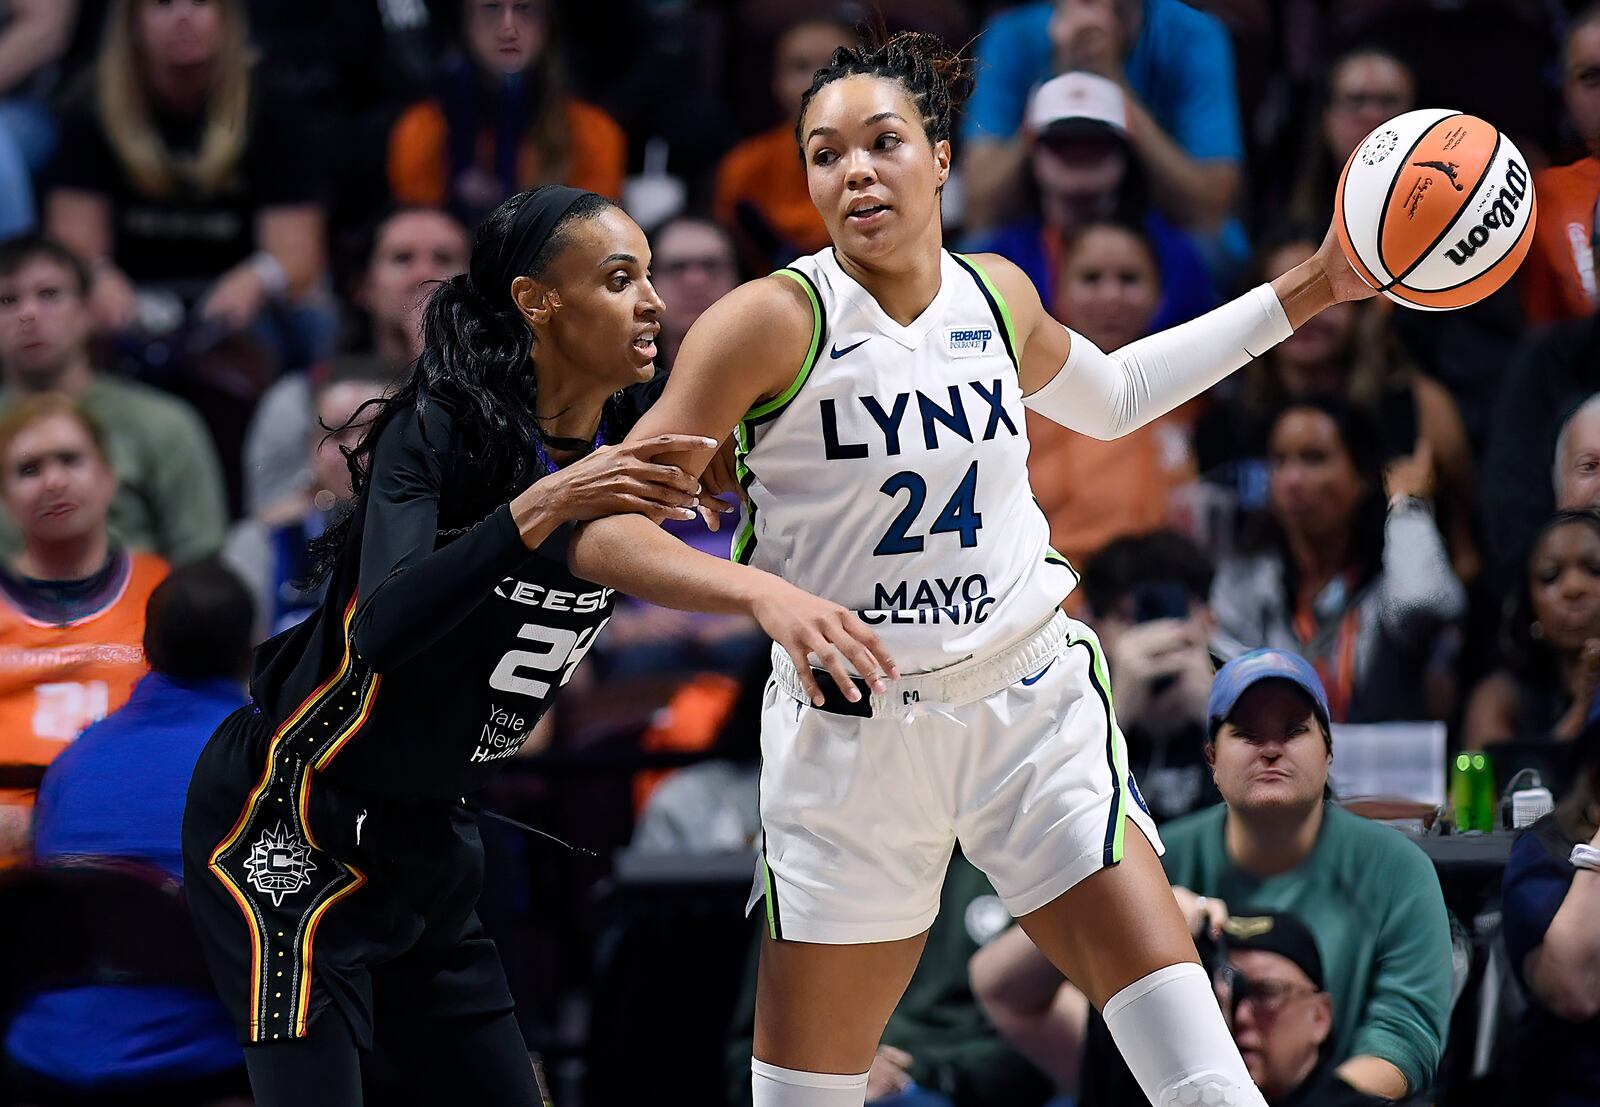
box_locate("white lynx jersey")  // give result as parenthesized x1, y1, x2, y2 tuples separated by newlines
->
(732, 248, 1078, 674)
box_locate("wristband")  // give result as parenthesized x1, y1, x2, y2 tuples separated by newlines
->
(1570, 843, 1600, 871)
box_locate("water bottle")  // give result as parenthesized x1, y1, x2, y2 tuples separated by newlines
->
(1450, 752, 1494, 832)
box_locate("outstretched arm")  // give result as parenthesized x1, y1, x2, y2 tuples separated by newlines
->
(985, 222, 1376, 441)
(568, 276, 900, 701)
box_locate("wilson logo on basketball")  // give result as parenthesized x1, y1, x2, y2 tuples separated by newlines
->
(1443, 158, 1529, 267)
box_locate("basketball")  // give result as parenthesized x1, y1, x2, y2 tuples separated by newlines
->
(1333, 108, 1536, 311)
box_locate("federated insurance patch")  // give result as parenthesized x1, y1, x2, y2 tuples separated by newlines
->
(945, 325, 996, 358)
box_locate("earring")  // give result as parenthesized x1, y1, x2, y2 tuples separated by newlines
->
(1531, 621, 1546, 640)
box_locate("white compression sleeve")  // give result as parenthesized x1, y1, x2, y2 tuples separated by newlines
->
(1022, 283, 1292, 440)
(751, 1059, 869, 1107)
(1102, 963, 1268, 1107)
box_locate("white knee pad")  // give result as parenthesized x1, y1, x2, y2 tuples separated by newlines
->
(1102, 963, 1268, 1107)
(751, 1059, 869, 1107)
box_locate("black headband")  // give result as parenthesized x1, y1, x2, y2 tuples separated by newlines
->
(473, 184, 593, 308)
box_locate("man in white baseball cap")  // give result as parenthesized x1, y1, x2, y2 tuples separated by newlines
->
(968, 71, 1218, 332)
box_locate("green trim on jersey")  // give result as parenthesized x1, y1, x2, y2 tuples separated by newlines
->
(951, 253, 1021, 372)
(731, 267, 826, 565)
(1070, 633, 1128, 865)
(1043, 546, 1080, 588)
(748, 268, 824, 422)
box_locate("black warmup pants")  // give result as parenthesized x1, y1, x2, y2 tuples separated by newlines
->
(181, 705, 541, 1107)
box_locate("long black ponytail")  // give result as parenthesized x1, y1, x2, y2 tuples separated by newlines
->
(308, 186, 618, 580)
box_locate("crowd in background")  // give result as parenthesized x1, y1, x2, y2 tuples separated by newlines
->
(0, 0, 1596, 1104)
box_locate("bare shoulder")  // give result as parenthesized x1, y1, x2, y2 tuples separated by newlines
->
(959, 252, 1046, 318)
(688, 272, 816, 353)
(665, 272, 819, 413)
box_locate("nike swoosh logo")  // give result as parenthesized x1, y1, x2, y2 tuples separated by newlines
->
(830, 339, 869, 359)
(1019, 661, 1055, 687)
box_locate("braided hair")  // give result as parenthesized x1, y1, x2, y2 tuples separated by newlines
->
(795, 28, 974, 155)
(308, 187, 621, 579)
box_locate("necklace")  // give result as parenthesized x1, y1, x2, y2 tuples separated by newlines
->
(530, 410, 609, 475)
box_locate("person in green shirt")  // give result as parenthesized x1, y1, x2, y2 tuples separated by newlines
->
(0, 235, 227, 564)
(1159, 648, 1452, 1101)
(971, 649, 1452, 1104)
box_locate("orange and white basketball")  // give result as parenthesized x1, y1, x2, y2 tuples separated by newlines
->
(1333, 108, 1536, 311)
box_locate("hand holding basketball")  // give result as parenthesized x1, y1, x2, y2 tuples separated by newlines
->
(1312, 221, 1383, 306)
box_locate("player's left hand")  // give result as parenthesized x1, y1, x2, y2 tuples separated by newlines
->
(1312, 220, 1381, 305)
(700, 435, 745, 532)
(200, 265, 268, 331)
(750, 577, 899, 704)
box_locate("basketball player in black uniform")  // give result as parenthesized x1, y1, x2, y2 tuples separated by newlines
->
(181, 186, 729, 1105)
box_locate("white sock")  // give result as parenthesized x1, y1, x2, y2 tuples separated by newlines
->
(1101, 962, 1269, 1107)
(751, 1058, 869, 1107)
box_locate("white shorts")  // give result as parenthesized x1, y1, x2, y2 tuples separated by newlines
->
(747, 610, 1163, 944)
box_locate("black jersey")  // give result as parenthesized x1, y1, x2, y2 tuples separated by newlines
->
(249, 389, 651, 800)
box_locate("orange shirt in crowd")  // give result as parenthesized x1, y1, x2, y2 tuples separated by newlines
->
(1521, 156, 1600, 325)
(714, 123, 830, 264)
(0, 551, 168, 819)
(388, 97, 627, 205)
(632, 672, 738, 817)
(1025, 407, 1198, 571)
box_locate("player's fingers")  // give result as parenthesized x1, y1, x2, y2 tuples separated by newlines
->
(840, 611, 899, 681)
(832, 627, 887, 695)
(703, 442, 740, 497)
(697, 490, 736, 513)
(632, 433, 720, 460)
(621, 495, 697, 524)
(633, 462, 702, 496)
(784, 643, 824, 706)
(812, 639, 861, 703)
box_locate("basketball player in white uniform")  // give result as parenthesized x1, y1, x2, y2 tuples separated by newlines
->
(566, 31, 1375, 1107)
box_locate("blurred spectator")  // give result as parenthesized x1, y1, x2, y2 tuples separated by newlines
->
(1079, 530, 1222, 823)
(714, 16, 855, 273)
(650, 213, 739, 372)
(970, 73, 1217, 333)
(1161, 649, 1451, 1101)
(1024, 219, 1199, 566)
(970, 650, 1451, 1104)
(1211, 396, 1466, 723)
(0, 234, 227, 562)
(388, 0, 626, 226)
(1282, 48, 1416, 231)
(1466, 511, 1600, 749)
(1556, 394, 1600, 511)
(1501, 708, 1600, 1107)
(631, 644, 767, 854)
(1482, 316, 1600, 604)
(243, 0, 437, 234)
(0, 394, 168, 856)
(961, 0, 1243, 260)
(725, 849, 1053, 1107)
(1197, 229, 1478, 583)
(5, 562, 249, 1101)
(242, 206, 466, 515)
(224, 357, 387, 642)
(0, 0, 75, 238)
(1214, 910, 1391, 1107)
(1521, 3, 1600, 327)
(46, 0, 327, 346)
